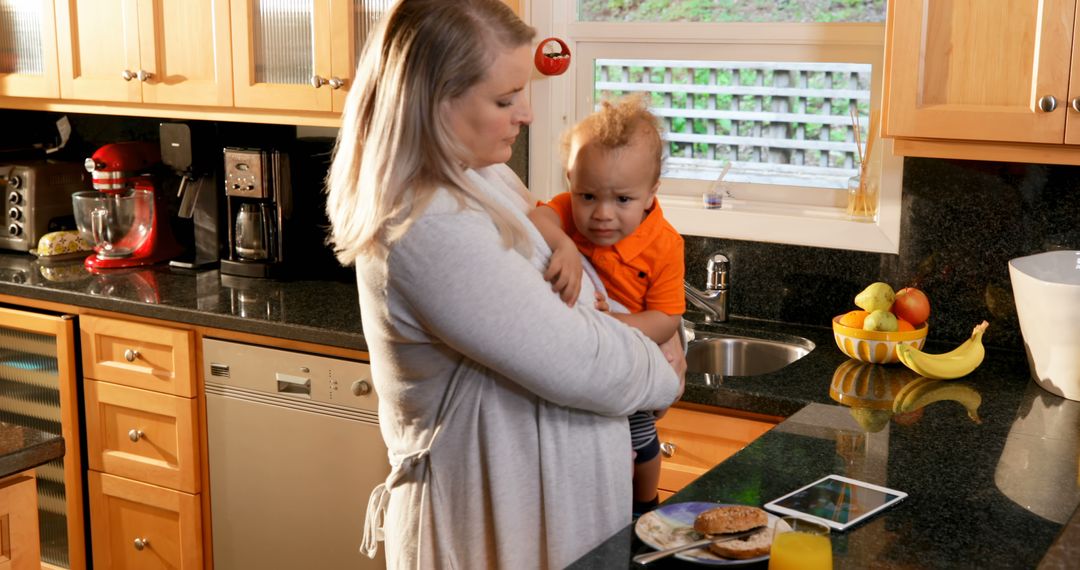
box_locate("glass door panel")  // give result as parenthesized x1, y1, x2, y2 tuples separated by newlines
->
(253, 0, 314, 85)
(0, 0, 59, 97)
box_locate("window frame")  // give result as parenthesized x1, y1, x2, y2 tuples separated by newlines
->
(527, 2, 902, 254)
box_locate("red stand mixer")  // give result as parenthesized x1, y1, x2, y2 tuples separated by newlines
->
(73, 142, 183, 270)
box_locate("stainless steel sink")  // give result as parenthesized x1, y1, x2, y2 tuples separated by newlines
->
(686, 331, 815, 377)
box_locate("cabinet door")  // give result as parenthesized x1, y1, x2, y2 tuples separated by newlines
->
(135, 0, 233, 106)
(231, 0, 333, 111)
(80, 314, 196, 397)
(1065, 9, 1080, 145)
(55, 0, 141, 102)
(88, 472, 202, 570)
(884, 0, 1076, 144)
(0, 0, 60, 98)
(655, 407, 777, 496)
(85, 380, 201, 494)
(0, 474, 41, 570)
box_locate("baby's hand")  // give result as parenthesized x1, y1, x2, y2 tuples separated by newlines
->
(544, 243, 583, 306)
(594, 291, 610, 313)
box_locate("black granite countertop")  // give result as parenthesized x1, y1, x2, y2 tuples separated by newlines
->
(0, 253, 1074, 568)
(570, 315, 1080, 569)
(0, 253, 365, 350)
(0, 422, 64, 480)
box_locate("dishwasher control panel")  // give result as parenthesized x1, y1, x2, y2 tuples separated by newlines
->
(202, 338, 376, 412)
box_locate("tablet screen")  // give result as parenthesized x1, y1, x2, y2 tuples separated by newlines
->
(765, 475, 906, 530)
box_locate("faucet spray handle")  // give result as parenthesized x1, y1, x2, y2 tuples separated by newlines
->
(706, 253, 729, 291)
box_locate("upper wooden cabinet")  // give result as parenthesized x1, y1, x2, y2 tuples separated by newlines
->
(231, 0, 384, 112)
(54, 0, 232, 106)
(0, 1, 60, 98)
(883, 0, 1080, 163)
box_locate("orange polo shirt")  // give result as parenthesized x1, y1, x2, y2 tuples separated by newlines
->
(543, 192, 685, 316)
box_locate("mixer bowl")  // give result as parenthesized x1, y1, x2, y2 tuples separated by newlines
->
(72, 190, 154, 259)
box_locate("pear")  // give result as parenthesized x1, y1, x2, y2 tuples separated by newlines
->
(849, 407, 893, 433)
(864, 309, 899, 332)
(854, 282, 895, 312)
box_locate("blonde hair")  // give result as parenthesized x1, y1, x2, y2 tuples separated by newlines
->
(563, 94, 664, 182)
(326, 0, 535, 264)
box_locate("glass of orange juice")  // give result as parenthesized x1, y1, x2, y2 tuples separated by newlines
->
(768, 516, 832, 570)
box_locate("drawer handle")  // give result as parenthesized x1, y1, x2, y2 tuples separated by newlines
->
(124, 348, 140, 362)
(128, 429, 144, 442)
(133, 537, 150, 551)
(660, 442, 677, 458)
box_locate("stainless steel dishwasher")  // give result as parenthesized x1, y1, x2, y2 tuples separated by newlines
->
(203, 338, 389, 569)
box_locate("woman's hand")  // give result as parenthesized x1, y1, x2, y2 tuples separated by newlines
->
(544, 242, 584, 306)
(654, 331, 686, 419)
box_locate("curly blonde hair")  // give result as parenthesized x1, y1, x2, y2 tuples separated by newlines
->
(562, 94, 664, 182)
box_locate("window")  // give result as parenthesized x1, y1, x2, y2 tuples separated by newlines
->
(528, 1, 902, 254)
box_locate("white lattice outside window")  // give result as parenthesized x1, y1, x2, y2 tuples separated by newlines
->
(528, 2, 903, 254)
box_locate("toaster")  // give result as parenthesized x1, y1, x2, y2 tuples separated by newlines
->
(0, 161, 91, 252)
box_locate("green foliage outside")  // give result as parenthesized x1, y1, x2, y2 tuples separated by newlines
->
(579, 0, 885, 23)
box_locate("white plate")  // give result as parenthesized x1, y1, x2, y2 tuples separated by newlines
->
(634, 502, 785, 565)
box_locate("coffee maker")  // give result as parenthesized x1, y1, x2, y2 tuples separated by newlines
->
(220, 147, 291, 278)
(161, 122, 221, 269)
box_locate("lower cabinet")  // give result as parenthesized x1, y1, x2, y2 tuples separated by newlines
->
(81, 314, 203, 569)
(655, 405, 779, 500)
(88, 472, 202, 570)
(0, 473, 41, 570)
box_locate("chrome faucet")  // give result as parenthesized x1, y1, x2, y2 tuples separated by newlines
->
(684, 252, 729, 322)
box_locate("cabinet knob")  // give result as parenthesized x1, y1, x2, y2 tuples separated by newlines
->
(328, 76, 345, 90)
(1071, 97, 1080, 113)
(128, 429, 144, 442)
(1038, 95, 1058, 112)
(137, 70, 153, 82)
(133, 537, 150, 551)
(124, 348, 140, 362)
(121, 69, 136, 81)
(350, 379, 372, 396)
(310, 75, 328, 88)
(660, 441, 677, 458)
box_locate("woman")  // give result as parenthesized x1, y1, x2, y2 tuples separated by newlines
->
(325, 1, 684, 567)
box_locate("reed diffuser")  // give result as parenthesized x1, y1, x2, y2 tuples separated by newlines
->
(847, 107, 879, 221)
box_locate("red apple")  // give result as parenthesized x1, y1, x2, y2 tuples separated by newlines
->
(891, 287, 930, 326)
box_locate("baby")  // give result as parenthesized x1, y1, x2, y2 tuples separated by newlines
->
(529, 94, 684, 514)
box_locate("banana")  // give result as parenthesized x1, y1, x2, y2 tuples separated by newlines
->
(891, 377, 939, 413)
(894, 379, 982, 423)
(895, 321, 989, 380)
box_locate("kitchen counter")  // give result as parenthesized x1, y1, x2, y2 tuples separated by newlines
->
(0, 253, 365, 350)
(0, 252, 1074, 568)
(569, 317, 1080, 569)
(0, 422, 64, 480)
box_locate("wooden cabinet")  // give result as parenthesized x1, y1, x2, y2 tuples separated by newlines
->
(54, 0, 232, 106)
(81, 314, 204, 570)
(0, 473, 41, 570)
(88, 472, 203, 570)
(882, 0, 1080, 164)
(231, 0, 378, 112)
(655, 405, 778, 500)
(0, 1, 60, 98)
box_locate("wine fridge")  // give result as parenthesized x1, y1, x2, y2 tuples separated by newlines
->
(0, 306, 86, 569)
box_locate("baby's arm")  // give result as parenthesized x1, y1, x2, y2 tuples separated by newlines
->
(527, 205, 584, 306)
(608, 311, 681, 345)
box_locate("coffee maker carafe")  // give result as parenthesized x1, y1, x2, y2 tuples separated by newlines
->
(220, 148, 290, 278)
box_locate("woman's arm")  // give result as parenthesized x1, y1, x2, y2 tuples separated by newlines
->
(389, 208, 680, 417)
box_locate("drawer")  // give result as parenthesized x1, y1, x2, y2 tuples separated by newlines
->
(85, 380, 201, 493)
(81, 314, 196, 397)
(656, 406, 777, 493)
(88, 472, 202, 570)
(0, 473, 40, 570)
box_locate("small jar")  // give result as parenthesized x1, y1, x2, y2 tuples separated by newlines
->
(846, 174, 877, 222)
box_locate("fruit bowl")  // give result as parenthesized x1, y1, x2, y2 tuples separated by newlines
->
(832, 315, 928, 364)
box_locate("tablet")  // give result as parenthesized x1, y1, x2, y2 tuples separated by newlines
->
(763, 474, 907, 531)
